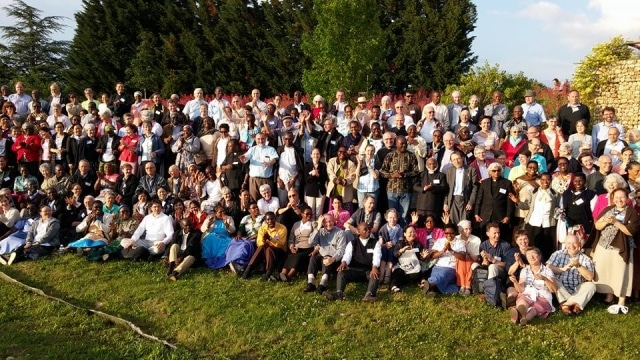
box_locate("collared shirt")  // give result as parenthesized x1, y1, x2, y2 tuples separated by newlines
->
(521, 101, 547, 126)
(528, 190, 552, 227)
(453, 168, 464, 196)
(547, 250, 595, 294)
(183, 99, 208, 120)
(8, 93, 32, 115)
(343, 238, 382, 267)
(432, 237, 456, 268)
(309, 226, 346, 261)
(447, 103, 464, 130)
(380, 150, 419, 193)
(519, 264, 555, 306)
(479, 239, 511, 263)
(131, 212, 174, 246)
(257, 197, 280, 215)
(239, 214, 264, 238)
(256, 222, 288, 249)
(603, 140, 626, 166)
(208, 98, 229, 122)
(592, 121, 625, 150)
(245, 144, 279, 178)
(423, 102, 449, 129)
(278, 146, 298, 182)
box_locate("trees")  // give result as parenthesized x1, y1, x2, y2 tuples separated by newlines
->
(0, 0, 69, 91)
(375, 0, 477, 93)
(572, 36, 633, 111)
(302, 0, 384, 99)
(444, 62, 543, 109)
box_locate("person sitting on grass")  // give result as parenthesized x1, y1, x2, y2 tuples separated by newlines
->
(423, 224, 460, 297)
(546, 234, 596, 316)
(303, 213, 346, 294)
(120, 199, 174, 261)
(167, 218, 202, 281)
(90, 205, 138, 262)
(324, 222, 381, 302)
(378, 208, 403, 285)
(7, 205, 60, 264)
(508, 247, 557, 326)
(279, 205, 317, 282)
(66, 200, 110, 255)
(241, 211, 288, 281)
(0, 203, 39, 266)
(201, 205, 235, 270)
(389, 224, 429, 293)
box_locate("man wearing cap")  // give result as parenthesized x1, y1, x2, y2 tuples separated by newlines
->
(286, 91, 311, 115)
(108, 82, 133, 120)
(521, 90, 546, 127)
(354, 96, 371, 127)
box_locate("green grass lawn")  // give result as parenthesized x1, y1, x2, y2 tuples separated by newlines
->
(2, 254, 640, 359)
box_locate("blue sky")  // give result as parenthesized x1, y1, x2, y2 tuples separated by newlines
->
(3, 0, 639, 87)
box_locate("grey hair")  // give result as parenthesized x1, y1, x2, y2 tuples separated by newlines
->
(259, 184, 271, 193)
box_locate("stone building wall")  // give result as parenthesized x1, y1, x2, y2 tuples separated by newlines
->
(594, 59, 640, 130)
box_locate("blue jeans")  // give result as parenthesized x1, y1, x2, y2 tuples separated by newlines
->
(387, 192, 411, 227)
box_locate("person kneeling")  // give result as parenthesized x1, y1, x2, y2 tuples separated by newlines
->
(424, 224, 460, 297)
(324, 222, 381, 302)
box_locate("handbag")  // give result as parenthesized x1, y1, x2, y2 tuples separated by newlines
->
(193, 149, 207, 165)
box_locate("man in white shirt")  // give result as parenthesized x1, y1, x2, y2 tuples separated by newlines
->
(591, 106, 625, 150)
(239, 133, 279, 201)
(208, 86, 229, 124)
(182, 88, 208, 121)
(121, 199, 174, 261)
(330, 90, 347, 119)
(249, 88, 268, 118)
(423, 90, 449, 130)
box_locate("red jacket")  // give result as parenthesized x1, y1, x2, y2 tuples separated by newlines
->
(12, 134, 41, 162)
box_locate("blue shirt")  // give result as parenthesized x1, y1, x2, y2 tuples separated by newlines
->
(245, 145, 279, 178)
(521, 102, 547, 127)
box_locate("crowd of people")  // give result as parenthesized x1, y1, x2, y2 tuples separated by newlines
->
(0, 81, 638, 325)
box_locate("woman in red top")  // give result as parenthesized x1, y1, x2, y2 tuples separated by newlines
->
(118, 124, 140, 174)
(12, 122, 41, 177)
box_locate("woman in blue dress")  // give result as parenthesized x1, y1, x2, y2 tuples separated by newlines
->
(202, 205, 236, 269)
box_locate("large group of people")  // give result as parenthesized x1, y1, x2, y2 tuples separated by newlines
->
(0, 81, 639, 325)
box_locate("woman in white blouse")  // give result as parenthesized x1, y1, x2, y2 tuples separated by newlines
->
(472, 116, 498, 159)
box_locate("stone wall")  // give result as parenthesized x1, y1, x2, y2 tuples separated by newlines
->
(594, 59, 640, 129)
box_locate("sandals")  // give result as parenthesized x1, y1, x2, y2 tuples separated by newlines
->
(607, 304, 629, 315)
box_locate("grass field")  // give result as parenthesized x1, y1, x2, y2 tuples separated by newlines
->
(1, 254, 640, 359)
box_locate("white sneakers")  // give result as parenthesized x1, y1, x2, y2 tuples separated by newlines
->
(607, 304, 629, 315)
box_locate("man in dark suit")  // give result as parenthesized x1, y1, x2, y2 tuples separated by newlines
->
(474, 162, 515, 237)
(166, 218, 202, 281)
(312, 117, 344, 163)
(413, 157, 448, 220)
(444, 151, 478, 225)
(285, 91, 311, 115)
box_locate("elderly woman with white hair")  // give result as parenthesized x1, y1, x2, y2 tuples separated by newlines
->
(46, 103, 71, 132)
(467, 94, 484, 125)
(257, 184, 279, 215)
(379, 95, 394, 123)
(79, 123, 99, 172)
(592, 172, 630, 219)
(311, 95, 326, 121)
(451, 219, 482, 295)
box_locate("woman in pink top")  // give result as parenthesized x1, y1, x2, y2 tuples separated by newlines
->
(326, 196, 351, 230)
(592, 173, 631, 219)
(410, 212, 445, 249)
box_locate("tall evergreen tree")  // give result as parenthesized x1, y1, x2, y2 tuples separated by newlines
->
(302, 0, 384, 99)
(0, 0, 69, 91)
(376, 0, 477, 93)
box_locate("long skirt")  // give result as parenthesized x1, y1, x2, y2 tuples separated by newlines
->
(593, 245, 633, 298)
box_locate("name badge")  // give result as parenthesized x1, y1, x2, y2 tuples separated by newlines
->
(85, 182, 91, 186)
(467, 152, 472, 158)
(330, 140, 336, 145)
(412, 248, 419, 253)
(410, 110, 415, 115)
(433, 179, 440, 184)
(574, 198, 584, 205)
(499, 188, 507, 194)
(120, 98, 125, 102)
(366, 249, 374, 254)
(494, 256, 501, 261)
(155, 110, 161, 115)
(86, 140, 93, 144)
(232, 161, 239, 165)
(3, 177, 8, 181)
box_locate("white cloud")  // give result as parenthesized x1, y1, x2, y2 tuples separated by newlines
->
(518, 0, 640, 49)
